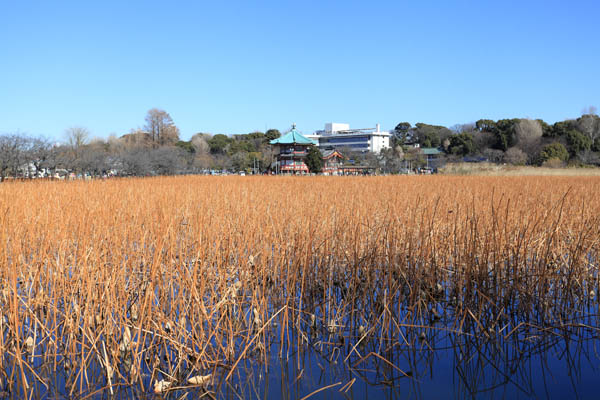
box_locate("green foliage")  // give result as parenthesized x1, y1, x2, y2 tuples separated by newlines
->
(207, 130, 279, 172)
(448, 133, 475, 156)
(305, 146, 323, 173)
(413, 123, 452, 148)
(394, 122, 411, 134)
(175, 140, 195, 154)
(413, 124, 439, 147)
(229, 139, 256, 154)
(475, 119, 496, 132)
(403, 147, 426, 168)
(208, 134, 231, 154)
(593, 137, 600, 152)
(245, 131, 265, 141)
(494, 119, 519, 151)
(392, 122, 412, 145)
(544, 121, 572, 138)
(472, 116, 597, 162)
(566, 129, 592, 155)
(230, 130, 282, 154)
(392, 122, 452, 148)
(539, 142, 569, 163)
(476, 119, 519, 150)
(265, 129, 281, 141)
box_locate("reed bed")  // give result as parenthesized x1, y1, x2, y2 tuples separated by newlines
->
(0, 175, 599, 398)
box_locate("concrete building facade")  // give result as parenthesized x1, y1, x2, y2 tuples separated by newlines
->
(307, 123, 391, 153)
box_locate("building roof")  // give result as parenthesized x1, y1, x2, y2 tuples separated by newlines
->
(319, 149, 345, 159)
(421, 147, 443, 155)
(270, 126, 317, 145)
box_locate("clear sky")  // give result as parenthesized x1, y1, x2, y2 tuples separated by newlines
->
(1, 0, 598, 141)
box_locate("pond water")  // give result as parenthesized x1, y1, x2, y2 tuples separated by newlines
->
(213, 323, 600, 399)
(37, 316, 593, 399)
(4, 270, 600, 399)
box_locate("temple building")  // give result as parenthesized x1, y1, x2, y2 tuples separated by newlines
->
(320, 149, 345, 174)
(269, 125, 317, 174)
(319, 148, 374, 175)
(270, 125, 376, 175)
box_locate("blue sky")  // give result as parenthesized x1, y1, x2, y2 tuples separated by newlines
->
(1, 0, 598, 141)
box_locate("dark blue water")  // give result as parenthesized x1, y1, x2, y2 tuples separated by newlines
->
(235, 325, 600, 399)
(6, 263, 600, 399)
(6, 315, 598, 399)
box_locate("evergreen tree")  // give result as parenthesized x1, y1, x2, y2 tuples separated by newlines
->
(539, 142, 569, 163)
(305, 146, 323, 173)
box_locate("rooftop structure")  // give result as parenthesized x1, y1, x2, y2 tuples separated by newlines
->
(420, 147, 444, 169)
(320, 148, 344, 175)
(308, 123, 391, 153)
(269, 125, 317, 174)
(269, 125, 317, 146)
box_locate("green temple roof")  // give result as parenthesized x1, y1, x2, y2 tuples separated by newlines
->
(422, 147, 442, 155)
(270, 125, 317, 145)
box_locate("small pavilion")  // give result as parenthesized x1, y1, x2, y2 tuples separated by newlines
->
(320, 148, 345, 174)
(269, 125, 317, 174)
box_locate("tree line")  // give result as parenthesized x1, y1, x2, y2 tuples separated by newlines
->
(0, 108, 282, 180)
(388, 107, 600, 169)
(1, 107, 599, 180)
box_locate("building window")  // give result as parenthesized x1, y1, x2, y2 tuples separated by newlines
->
(321, 136, 370, 145)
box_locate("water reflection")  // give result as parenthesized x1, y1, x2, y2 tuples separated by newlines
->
(1, 315, 598, 398)
(3, 267, 600, 399)
(220, 316, 600, 399)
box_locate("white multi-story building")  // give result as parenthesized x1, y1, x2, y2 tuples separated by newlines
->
(307, 123, 391, 153)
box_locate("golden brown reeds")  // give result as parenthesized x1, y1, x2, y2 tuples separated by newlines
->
(0, 175, 598, 397)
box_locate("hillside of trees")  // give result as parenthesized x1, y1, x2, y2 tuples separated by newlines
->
(387, 108, 600, 170)
(1, 107, 599, 179)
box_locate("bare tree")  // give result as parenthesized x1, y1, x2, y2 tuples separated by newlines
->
(394, 145, 404, 160)
(65, 126, 90, 149)
(450, 122, 476, 133)
(578, 150, 600, 165)
(144, 109, 180, 146)
(190, 133, 211, 154)
(192, 153, 214, 170)
(61, 126, 91, 173)
(0, 134, 52, 180)
(149, 147, 183, 175)
(483, 148, 504, 163)
(118, 147, 151, 176)
(26, 137, 54, 177)
(514, 119, 543, 163)
(76, 141, 111, 176)
(0, 134, 24, 180)
(515, 119, 542, 144)
(503, 147, 528, 165)
(473, 130, 496, 152)
(576, 113, 600, 142)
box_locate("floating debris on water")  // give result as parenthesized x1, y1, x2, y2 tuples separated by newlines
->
(188, 374, 212, 386)
(153, 379, 172, 394)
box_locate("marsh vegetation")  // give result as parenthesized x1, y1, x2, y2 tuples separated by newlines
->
(0, 176, 598, 398)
